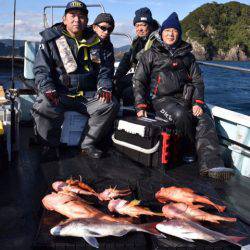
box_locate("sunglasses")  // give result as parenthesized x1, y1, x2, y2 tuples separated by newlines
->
(97, 24, 113, 33)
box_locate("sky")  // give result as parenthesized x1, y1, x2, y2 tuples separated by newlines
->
(0, 0, 250, 47)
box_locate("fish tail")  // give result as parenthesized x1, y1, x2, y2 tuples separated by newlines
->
(195, 196, 226, 212)
(226, 236, 246, 246)
(139, 222, 164, 237)
(220, 216, 237, 223)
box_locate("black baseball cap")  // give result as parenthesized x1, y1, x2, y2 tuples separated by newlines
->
(65, 1, 88, 15)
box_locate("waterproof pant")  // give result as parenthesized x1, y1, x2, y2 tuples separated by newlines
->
(153, 97, 224, 173)
(115, 73, 134, 106)
(31, 93, 119, 148)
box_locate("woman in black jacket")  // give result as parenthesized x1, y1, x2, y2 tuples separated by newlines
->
(133, 12, 234, 180)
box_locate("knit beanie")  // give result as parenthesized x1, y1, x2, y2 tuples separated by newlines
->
(93, 13, 115, 29)
(133, 7, 153, 26)
(160, 12, 182, 38)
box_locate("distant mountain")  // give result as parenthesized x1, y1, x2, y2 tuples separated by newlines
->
(181, 1, 250, 60)
(114, 45, 130, 53)
(0, 39, 25, 48)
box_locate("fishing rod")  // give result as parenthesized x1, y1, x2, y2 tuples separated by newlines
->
(10, 0, 17, 165)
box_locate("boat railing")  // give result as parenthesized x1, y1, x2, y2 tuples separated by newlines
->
(112, 33, 133, 44)
(198, 61, 250, 73)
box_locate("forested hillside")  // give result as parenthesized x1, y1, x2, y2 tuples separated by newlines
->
(181, 1, 250, 60)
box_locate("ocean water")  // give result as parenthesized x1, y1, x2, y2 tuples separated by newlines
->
(201, 61, 250, 116)
(0, 61, 249, 115)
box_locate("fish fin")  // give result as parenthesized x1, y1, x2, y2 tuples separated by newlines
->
(226, 236, 246, 246)
(113, 230, 129, 237)
(140, 222, 166, 237)
(87, 230, 102, 237)
(82, 236, 99, 248)
(182, 237, 194, 242)
(129, 200, 141, 206)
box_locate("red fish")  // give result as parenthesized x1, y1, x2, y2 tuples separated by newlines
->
(98, 187, 131, 201)
(42, 192, 133, 223)
(155, 186, 226, 212)
(162, 202, 236, 224)
(108, 199, 164, 218)
(53, 181, 131, 202)
(53, 181, 97, 196)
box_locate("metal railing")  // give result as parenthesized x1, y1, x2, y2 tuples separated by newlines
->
(112, 33, 133, 44)
(198, 61, 250, 73)
(43, 3, 106, 28)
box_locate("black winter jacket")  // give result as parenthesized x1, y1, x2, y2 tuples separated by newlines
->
(133, 31, 204, 110)
(114, 36, 148, 80)
(34, 23, 114, 94)
(114, 19, 160, 80)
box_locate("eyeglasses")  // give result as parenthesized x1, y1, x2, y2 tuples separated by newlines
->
(97, 24, 113, 33)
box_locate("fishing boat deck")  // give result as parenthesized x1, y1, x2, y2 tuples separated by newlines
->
(0, 125, 250, 250)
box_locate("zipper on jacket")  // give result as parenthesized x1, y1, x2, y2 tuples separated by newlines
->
(153, 75, 161, 96)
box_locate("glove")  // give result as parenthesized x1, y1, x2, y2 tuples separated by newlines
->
(44, 90, 59, 106)
(97, 88, 112, 103)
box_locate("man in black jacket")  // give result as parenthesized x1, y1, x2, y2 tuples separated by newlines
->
(114, 7, 159, 106)
(133, 12, 234, 180)
(31, 1, 118, 159)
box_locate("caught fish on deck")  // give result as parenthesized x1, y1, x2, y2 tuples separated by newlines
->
(98, 187, 132, 201)
(42, 192, 133, 223)
(50, 217, 163, 248)
(162, 202, 236, 224)
(156, 219, 245, 246)
(66, 177, 97, 194)
(53, 181, 97, 196)
(53, 180, 131, 201)
(108, 199, 164, 218)
(155, 186, 226, 212)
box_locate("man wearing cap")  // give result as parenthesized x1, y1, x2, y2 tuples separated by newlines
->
(133, 12, 234, 180)
(114, 7, 159, 106)
(31, 0, 118, 159)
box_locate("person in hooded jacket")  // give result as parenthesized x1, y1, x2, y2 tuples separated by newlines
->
(114, 7, 159, 106)
(31, 1, 119, 159)
(133, 12, 234, 180)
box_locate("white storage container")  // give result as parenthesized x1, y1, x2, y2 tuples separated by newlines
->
(60, 111, 88, 146)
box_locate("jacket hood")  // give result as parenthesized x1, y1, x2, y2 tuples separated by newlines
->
(39, 23, 64, 42)
(150, 30, 192, 57)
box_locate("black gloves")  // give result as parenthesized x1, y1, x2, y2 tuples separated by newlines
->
(44, 90, 59, 106)
(97, 88, 112, 103)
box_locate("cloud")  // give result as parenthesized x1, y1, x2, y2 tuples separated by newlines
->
(0, 11, 43, 41)
(111, 21, 135, 47)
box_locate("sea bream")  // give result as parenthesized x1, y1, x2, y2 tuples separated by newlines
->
(50, 218, 163, 248)
(156, 219, 245, 246)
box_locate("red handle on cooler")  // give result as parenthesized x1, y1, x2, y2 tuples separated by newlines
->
(161, 132, 171, 164)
